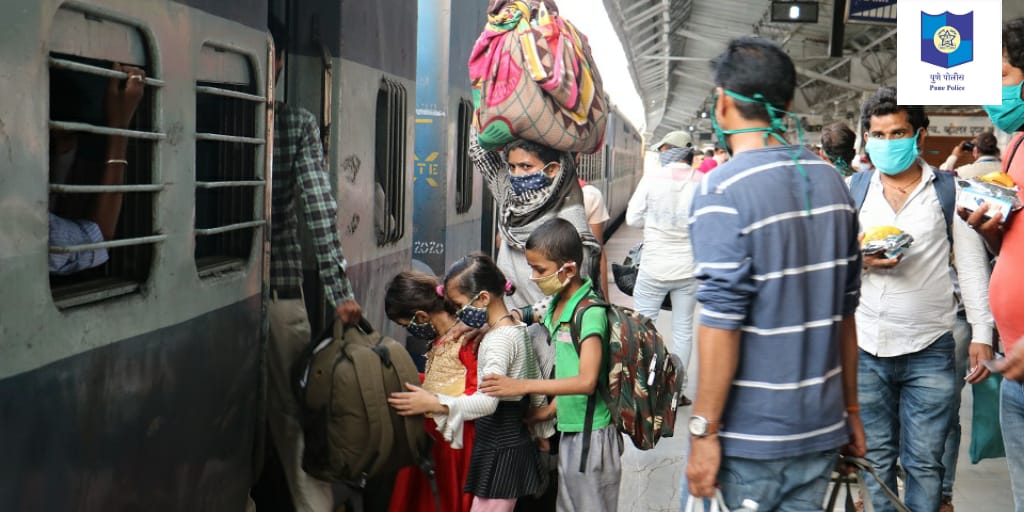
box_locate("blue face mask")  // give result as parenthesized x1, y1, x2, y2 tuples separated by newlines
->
(864, 130, 921, 176)
(405, 316, 439, 341)
(455, 293, 489, 329)
(984, 81, 1024, 134)
(509, 164, 555, 196)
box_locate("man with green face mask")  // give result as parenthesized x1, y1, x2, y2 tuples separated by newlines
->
(684, 36, 865, 511)
(960, 17, 1024, 512)
(853, 87, 995, 512)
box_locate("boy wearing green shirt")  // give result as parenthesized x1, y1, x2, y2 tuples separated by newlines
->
(481, 218, 623, 512)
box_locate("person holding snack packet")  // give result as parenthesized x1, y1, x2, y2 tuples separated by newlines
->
(960, 17, 1024, 512)
(850, 87, 995, 512)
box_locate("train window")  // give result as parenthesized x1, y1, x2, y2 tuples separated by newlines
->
(47, 6, 164, 309)
(455, 99, 474, 214)
(193, 44, 267, 277)
(374, 78, 408, 246)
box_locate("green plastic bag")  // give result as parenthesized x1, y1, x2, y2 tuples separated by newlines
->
(970, 373, 1006, 464)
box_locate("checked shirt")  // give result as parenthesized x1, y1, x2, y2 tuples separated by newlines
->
(270, 103, 354, 306)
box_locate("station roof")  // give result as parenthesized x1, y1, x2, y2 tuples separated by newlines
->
(603, 0, 899, 141)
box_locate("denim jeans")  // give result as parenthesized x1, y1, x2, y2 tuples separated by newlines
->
(1001, 378, 1024, 511)
(941, 312, 971, 497)
(632, 269, 697, 371)
(680, 451, 839, 511)
(859, 332, 956, 512)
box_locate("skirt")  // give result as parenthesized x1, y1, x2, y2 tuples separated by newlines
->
(464, 398, 543, 499)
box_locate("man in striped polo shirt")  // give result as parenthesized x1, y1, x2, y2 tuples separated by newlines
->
(684, 37, 866, 510)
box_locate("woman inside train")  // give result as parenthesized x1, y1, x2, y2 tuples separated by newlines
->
(384, 271, 479, 512)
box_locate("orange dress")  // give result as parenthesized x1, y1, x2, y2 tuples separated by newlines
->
(990, 132, 1024, 352)
(388, 334, 479, 512)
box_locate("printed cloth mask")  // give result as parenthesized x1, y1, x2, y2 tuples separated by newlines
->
(865, 130, 921, 176)
(509, 163, 555, 196)
(659, 147, 691, 167)
(531, 263, 572, 296)
(984, 81, 1024, 133)
(405, 316, 439, 341)
(455, 293, 489, 329)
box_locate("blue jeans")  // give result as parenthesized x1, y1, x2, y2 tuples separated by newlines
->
(681, 451, 839, 511)
(632, 269, 697, 371)
(859, 332, 956, 512)
(941, 312, 971, 497)
(1001, 378, 1024, 511)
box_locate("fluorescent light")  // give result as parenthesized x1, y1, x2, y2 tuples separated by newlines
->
(789, 5, 800, 19)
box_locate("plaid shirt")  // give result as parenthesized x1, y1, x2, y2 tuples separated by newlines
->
(270, 103, 354, 306)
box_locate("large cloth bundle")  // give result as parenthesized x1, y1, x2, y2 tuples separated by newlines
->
(469, 0, 607, 153)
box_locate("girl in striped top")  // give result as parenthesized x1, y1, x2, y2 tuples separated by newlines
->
(388, 253, 555, 512)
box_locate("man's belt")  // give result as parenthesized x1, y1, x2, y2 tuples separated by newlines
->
(272, 286, 302, 300)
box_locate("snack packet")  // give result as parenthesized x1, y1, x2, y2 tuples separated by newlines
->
(862, 225, 914, 259)
(957, 171, 1022, 223)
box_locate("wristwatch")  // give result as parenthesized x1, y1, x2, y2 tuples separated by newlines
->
(688, 415, 721, 438)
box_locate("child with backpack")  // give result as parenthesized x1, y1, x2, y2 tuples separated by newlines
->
(384, 271, 478, 512)
(388, 253, 554, 512)
(479, 218, 624, 512)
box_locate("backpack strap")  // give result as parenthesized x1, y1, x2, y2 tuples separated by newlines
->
(568, 297, 610, 473)
(345, 324, 389, 480)
(932, 170, 956, 247)
(850, 169, 954, 245)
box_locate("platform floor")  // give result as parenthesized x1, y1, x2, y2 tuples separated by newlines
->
(602, 222, 1014, 511)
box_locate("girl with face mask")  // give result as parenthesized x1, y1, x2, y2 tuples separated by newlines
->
(384, 271, 479, 512)
(388, 253, 554, 512)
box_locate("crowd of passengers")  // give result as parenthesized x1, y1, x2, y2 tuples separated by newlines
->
(48, 13, 1024, 512)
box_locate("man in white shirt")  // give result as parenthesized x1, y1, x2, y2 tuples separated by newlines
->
(938, 131, 1002, 179)
(578, 178, 611, 296)
(854, 87, 995, 512)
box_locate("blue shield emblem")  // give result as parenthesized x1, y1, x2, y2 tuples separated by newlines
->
(921, 11, 973, 68)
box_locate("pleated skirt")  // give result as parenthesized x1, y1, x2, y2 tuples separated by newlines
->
(464, 398, 543, 499)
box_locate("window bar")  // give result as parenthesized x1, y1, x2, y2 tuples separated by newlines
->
(194, 219, 265, 236)
(195, 85, 265, 103)
(49, 121, 164, 140)
(50, 184, 164, 193)
(50, 234, 167, 254)
(194, 180, 265, 189)
(49, 57, 165, 87)
(195, 133, 264, 145)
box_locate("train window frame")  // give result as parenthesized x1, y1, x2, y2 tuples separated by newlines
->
(192, 42, 267, 278)
(47, 5, 166, 309)
(455, 98, 474, 214)
(374, 77, 408, 246)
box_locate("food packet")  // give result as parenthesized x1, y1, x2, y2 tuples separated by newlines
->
(862, 225, 914, 259)
(957, 171, 1022, 224)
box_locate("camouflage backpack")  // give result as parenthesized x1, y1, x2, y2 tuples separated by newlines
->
(570, 298, 685, 471)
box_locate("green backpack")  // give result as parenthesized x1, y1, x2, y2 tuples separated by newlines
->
(292, 319, 431, 485)
(570, 298, 685, 471)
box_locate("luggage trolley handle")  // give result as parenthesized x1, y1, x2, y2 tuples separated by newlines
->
(839, 456, 911, 512)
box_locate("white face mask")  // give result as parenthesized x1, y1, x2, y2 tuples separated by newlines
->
(49, 145, 76, 210)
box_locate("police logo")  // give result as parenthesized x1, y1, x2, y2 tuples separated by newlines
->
(921, 11, 973, 68)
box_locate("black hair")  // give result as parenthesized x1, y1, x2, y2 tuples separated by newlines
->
(859, 87, 930, 135)
(710, 37, 796, 123)
(503, 138, 561, 166)
(1006, 18, 1024, 71)
(525, 218, 583, 267)
(703, 149, 714, 158)
(384, 271, 454, 321)
(975, 131, 999, 156)
(269, 16, 288, 54)
(443, 252, 515, 299)
(820, 122, 857, 167)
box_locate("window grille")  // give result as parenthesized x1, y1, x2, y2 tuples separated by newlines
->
(455, 99, 474, 214)
(193, 43, 266, 277)
(47, 6, 164, 309)
(374, 78, 408, 246)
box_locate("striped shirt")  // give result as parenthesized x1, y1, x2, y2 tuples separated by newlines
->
(48, 213, 108, 275)
(689, 146, 861, 459)
(270, 104, 354, 305)
(435, 325, 555, 448)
